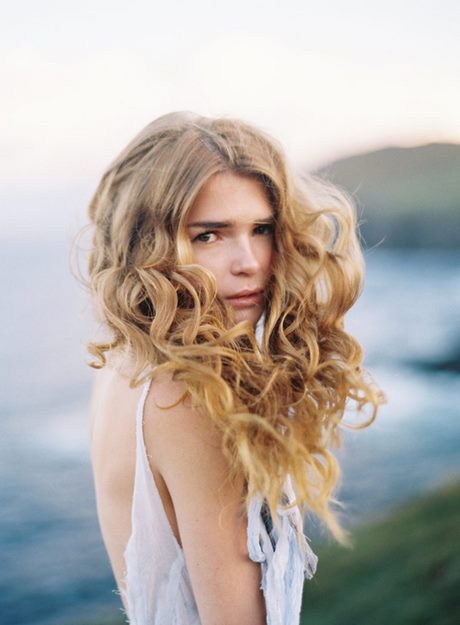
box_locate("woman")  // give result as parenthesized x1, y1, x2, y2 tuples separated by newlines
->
(86, 112, 381, 625)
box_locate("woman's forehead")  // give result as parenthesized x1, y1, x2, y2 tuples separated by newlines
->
(186, 171, 274, 223)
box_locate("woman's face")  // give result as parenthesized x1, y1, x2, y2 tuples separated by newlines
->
(186, 171, 275, 326)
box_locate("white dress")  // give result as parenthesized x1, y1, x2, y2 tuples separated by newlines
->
(122, 379, 318, 625)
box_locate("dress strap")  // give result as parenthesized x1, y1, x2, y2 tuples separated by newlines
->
(133, 376, 183, 555)
(135, 378, 153, 433)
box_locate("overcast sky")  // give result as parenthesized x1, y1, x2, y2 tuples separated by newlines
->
(2, 0, 459, 240)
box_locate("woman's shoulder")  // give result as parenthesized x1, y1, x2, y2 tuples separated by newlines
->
(146, 369, 190, 415)
(144, 369, 222, 462)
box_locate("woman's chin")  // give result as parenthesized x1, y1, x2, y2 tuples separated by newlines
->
(231, 306, 263, 327)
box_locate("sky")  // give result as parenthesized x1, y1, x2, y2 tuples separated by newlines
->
(1, 0, 459, 240)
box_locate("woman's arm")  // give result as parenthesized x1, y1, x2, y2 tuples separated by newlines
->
(144, 372, 266, 625)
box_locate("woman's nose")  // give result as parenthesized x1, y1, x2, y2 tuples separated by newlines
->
(230, 238, 260, 275)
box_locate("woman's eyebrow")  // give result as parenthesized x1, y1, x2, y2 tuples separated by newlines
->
(187, 216, 274, 229)
(187, 220, 231, 229)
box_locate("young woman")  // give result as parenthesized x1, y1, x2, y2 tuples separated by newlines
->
(86, 112, 381, 625)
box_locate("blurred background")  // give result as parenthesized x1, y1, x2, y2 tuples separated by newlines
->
(1, 1, 459, 624)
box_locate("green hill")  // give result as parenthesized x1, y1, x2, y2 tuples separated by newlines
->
(301, 478, 460, 625)
(316, 143, 460, 248)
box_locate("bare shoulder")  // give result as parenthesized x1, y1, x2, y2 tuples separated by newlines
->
(144, 370, 223, 474)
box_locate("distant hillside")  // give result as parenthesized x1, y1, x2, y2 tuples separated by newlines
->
(301, 478, 460, 625)
(315, 143, 460, 248)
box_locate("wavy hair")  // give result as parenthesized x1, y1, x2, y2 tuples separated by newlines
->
(86, 111, 383, 545)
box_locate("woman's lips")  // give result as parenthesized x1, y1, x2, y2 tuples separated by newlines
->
(226, 291, 263, 307)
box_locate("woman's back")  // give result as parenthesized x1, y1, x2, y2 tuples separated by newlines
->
(90, 366, 202, 624)
(89, 366, 139, 593)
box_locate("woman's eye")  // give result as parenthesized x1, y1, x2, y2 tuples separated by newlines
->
(254, 223, 274, 236)
(193, 231, 217, 243)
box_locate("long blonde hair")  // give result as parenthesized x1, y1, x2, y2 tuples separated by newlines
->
(86, 111, 382, 544)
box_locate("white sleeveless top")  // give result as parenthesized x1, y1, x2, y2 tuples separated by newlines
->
(121, 379, 318, 625)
